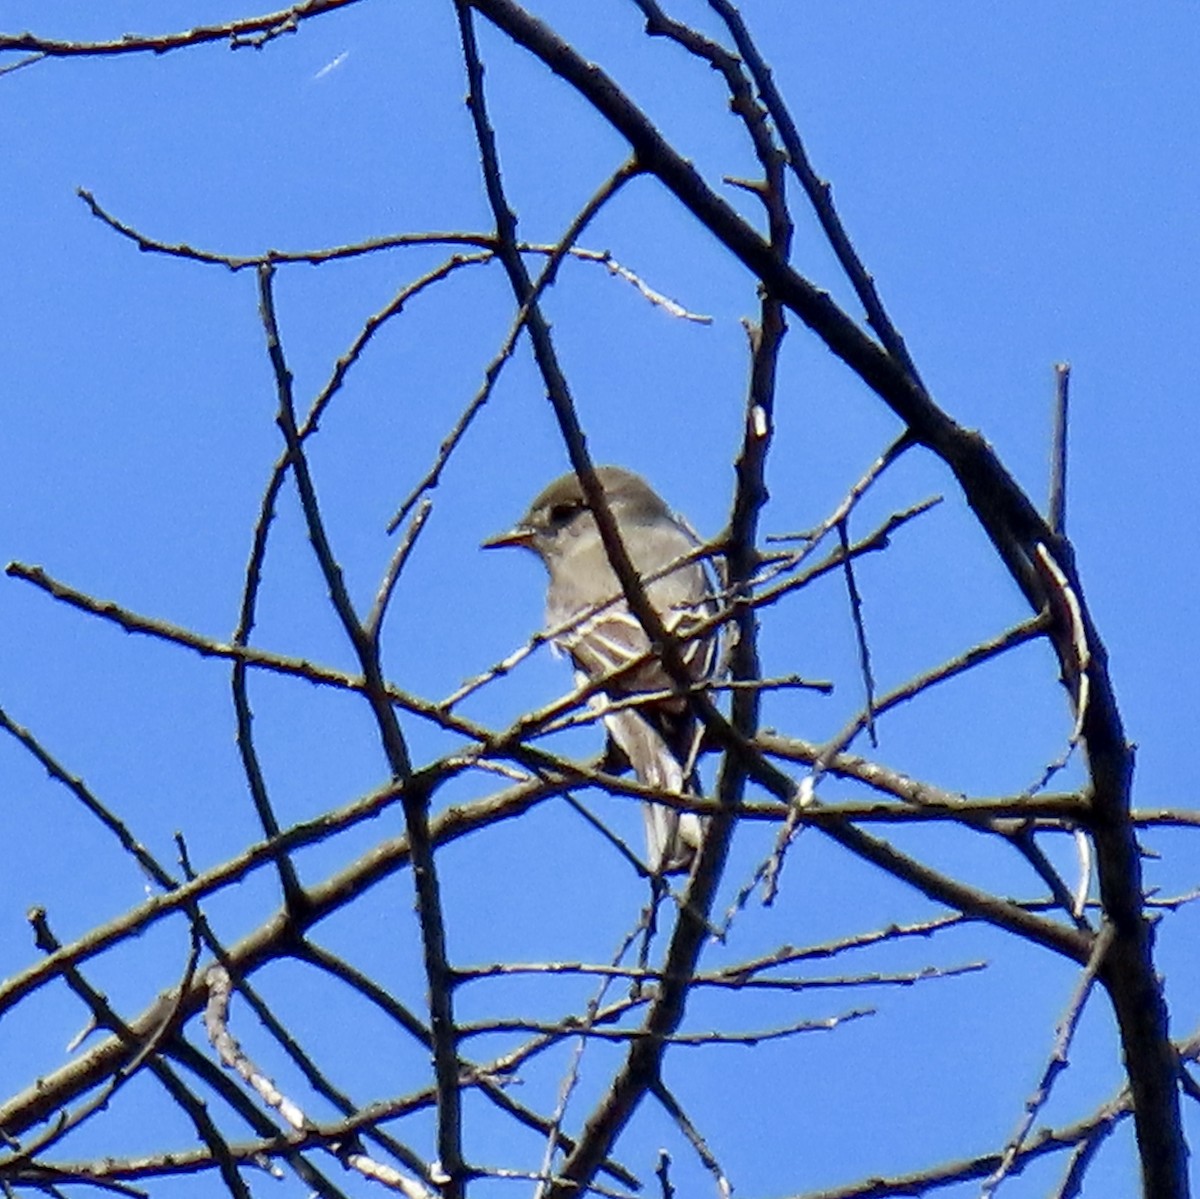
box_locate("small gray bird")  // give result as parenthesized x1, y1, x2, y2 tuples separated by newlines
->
(483, 466, 717, 873)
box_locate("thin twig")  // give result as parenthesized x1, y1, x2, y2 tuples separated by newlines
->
(837, 518, 877, 747)
(76, 189, 709, 318)
(705, 0, 923, 383)
(0, 2, 357, 60)
(367, 498, 433, 647)
(982, 921, 1115, 1196)
(203, 967, 438, 1199)
(386, 157, 644, 531)
(533, 915, 651, 1199)
(651, 1081, 732, 1198)
(1049, 363, 1071, 535)
(0, 706, 176, 891)
(298, 942, 640, 1190)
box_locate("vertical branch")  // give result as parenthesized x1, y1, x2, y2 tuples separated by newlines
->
(1049, 362, 1071, 535)
(551, 25, 790, 1185)
(254, 265, 464, 1197)
(837, 519, 877, 748)
(231, 463, 307, 914)
(546, 229, 789, 1199)
(707, 0, 923, 384)
(718, 52, 790, 832)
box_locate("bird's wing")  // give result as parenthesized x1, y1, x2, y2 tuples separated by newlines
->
(559, 602, 713, 697)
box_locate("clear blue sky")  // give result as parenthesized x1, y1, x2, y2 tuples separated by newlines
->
(2, 4, 1197, 1197)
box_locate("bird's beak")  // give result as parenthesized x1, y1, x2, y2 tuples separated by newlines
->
(480, 525, 534, 551)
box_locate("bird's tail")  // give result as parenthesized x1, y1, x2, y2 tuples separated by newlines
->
(603, 706, 706, 874)
(643, 800, 705, 875)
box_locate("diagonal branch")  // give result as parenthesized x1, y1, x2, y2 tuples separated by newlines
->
(0, 1, 359, 59)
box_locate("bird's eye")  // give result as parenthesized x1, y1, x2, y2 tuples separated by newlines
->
(548, 501, 582, 525)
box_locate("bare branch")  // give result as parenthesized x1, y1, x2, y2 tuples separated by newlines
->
(1049, 362, 1071, 535)
(0, 2, 359, 60)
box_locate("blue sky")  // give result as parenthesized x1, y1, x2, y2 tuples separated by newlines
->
(2, 4, 1197, 1197)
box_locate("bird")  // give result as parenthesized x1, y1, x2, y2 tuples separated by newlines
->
(482, 466, 718, 874)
